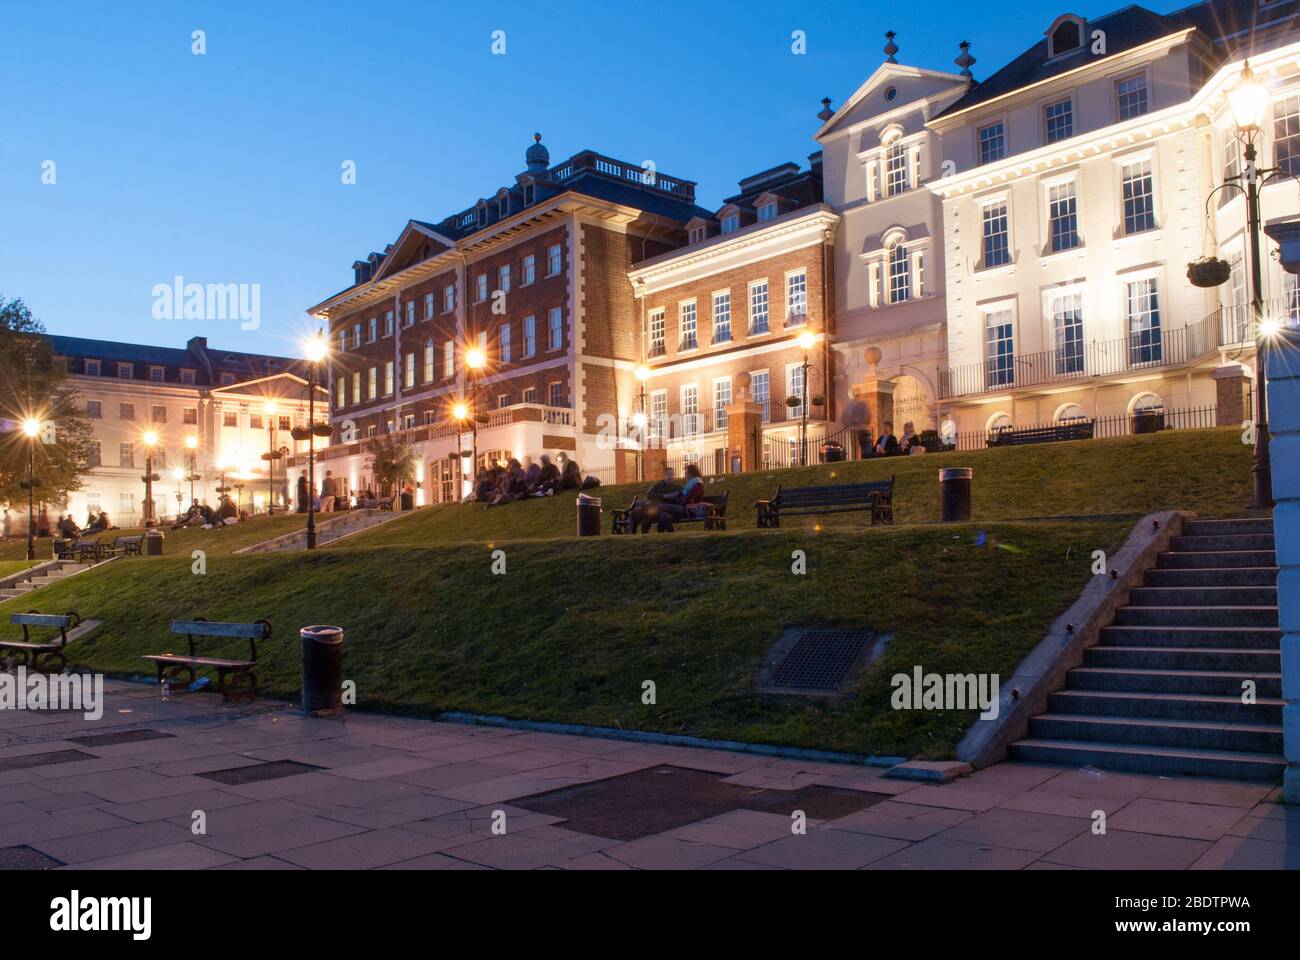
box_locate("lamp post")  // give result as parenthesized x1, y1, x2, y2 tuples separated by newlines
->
(796, 330, 819, 467)
(463, 346, 486, 500)
(172, 467, 185, 516)
(184, 434, 199, 503)
(634, 364, 650, 482)
(141, 430, 159, 528)
(1225, 61, 1277, 508)
(264, 400, 279, 515)
(303, 333, 329, 549)
(21, 418, 41, 561)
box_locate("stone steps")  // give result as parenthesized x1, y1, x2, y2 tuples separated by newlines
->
(1009, 515, 1283, 783)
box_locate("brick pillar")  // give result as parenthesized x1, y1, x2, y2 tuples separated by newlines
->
(1265, 329, 1300, 803)
(725, 372, 764, 473)
(613, 449, 637, 485)
(852, 348, 897, 443)
(641, 447, 667, 482)
(1213, 364, 1252, 426)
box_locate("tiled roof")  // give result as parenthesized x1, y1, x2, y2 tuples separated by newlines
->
(48, 335, 302, 387)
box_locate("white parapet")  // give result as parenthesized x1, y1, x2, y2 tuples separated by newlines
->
(1266, 328, 1300, 803)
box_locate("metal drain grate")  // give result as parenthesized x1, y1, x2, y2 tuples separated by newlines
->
(765, 629, 874, 693)
(69, 729, 174, 748)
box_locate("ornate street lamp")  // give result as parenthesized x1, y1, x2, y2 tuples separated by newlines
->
(141, 430, 159, 528)
(294, 333, 331, 548)
(634, 364, 650, 482)
(184, 434, 200, 503)
(1225, 61, 1277, 508)
(262, 400, 280, 515)
(796, 330, 821, 467)
(21, 417, 41, 561)
(463, 345, 486, 501)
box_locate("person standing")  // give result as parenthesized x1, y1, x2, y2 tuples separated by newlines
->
(296, 470, 309, 513)
(320, 470, 336, 512)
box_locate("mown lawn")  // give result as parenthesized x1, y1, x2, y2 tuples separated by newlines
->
(347, 427, 1254, 549)
(1, 518, 1132, 759)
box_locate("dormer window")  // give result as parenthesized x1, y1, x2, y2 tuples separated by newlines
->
(758, 202, 778, 223)
(1048, 15, 1084, 58)
(85, 359, 100, 376)
(497, 196, 509, 218)
(477, 207, 488, 228)
(721, 214, 740, 234)
(689, 226, 707, 244)
(524, 183, 535, 206)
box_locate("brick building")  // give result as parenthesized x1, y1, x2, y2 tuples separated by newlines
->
(626, 160, 840, 473)
(304, 136, 709, 501)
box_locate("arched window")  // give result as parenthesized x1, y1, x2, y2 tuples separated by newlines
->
(987, 412, 1013, 434)
(1131, 392, 1164, 414)
(1050, 18, 1082, 57)
(889, 243, 911, 303)
(1055, 403, 1088, 423)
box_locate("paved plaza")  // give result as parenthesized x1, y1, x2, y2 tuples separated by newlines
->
(0, 680, 1295, 870)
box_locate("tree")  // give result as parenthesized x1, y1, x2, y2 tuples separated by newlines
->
(366, 433, 417, 497)
(0, 296, 95, 507)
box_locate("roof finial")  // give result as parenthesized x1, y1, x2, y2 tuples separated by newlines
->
(533, 132, 542, 143)
(884, 31, 899, 64)
(817, 97, 834, 122)
(955, 40, 976, 83)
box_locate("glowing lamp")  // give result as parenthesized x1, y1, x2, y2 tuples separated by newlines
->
(1227, 61, 1269, 133)
(21, 418, 41, 438)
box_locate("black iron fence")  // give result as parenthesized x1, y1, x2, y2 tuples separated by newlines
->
(949, 404, 1220, 451)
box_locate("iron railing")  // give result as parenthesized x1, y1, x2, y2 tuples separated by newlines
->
(948, 404, 1219, 451)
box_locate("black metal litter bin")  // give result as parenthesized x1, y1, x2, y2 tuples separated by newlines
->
(820, 442, 845, 463)
(939, 467, 972, 522)
(400, 491, 414, 511)
(301, 625, 344, 715)
(144, 530, 164, 556)
(576, 494, 602, 537)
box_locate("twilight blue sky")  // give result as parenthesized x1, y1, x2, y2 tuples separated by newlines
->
(0, 0, 1188, 358)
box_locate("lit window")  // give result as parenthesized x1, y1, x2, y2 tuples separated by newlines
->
(679, 302, 698, 350)
(404, 353, 415, 388)
(978, 123, 1005, 165)
(1275, 93, 1300, 175)
(384, 361, 394, 395)
(1048, 181, 1080, 252)
(1121, 159, 1155, 234)
(444, 341, 454, 378)
(713, 378, 731, 431)
(786, 271, 807, 324)
(1044, 99, 1073, 143)
(648, 309, 666, 356)
(751, 371, 770, 423)
(548, 382, 565, 407)
(423, 339, 434, 382)
(1127, 278, 1162, 365)
(888, 245, 910, 303)
(712, 292, 732, 343)
(749, 282, 769, 334)
(981, 202, 1010, 267)
(984, 310, 1015, 388)
(368, 366, 377, 400)
(1049, 290, 1084, 375)
(1116, 75, 1148, 121)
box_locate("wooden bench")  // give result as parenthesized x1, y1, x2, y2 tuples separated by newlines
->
(362, 497, 393, 512)
(611, 491, 729, 533)
(143, 618, 271, 700)
(755, 477, 895, 528)
(52, 538, 75, 561)
(0, 611, 81, 673)
(111, 535, 144, 557)
(986, 421, 1095, 447)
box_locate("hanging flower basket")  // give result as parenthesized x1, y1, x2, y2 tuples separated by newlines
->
(1187, 256, 1231, 288)
(785, 396, 803, 409)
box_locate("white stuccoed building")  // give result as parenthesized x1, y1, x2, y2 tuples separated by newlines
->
(928, 3, 1300, 439)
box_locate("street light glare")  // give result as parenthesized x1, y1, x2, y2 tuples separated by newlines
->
(142, 430, 158, 447)
(452, 402, 469, 420)
(634, 365, 651, 382)
(172, 467, 184, 480)
(21, 418, 41, 438)
(185, 435, 198, 449)
(1260, 316, 1283, 338)
(465, 347, 486, 370)
(797, 331, 818, 351)
(305, 335, 329, 363)
(1228, 61, 1269, 132)
(632, 411, 647, 428)
(264, 400, 278, 415)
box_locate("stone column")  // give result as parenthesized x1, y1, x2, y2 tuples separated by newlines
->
(1265, 329, 1300, 803)
(1213, 363, 1252, 427)
(851, 347, 897, 438)
(725, 372, 764, 473)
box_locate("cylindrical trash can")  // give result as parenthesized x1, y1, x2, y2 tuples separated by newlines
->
(939, 467, 973, 522)
(301, 625, 344, 716)
(576, 494, 602, 537)
(400, 491, 414, 511)
(144, 530, 165, 556)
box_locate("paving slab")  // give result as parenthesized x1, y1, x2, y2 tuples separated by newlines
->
(866, 836, 1042, 870)
(1108, 798, 1251, 842)
(736, 828, 909, 870)
(1040, 830, 1213, 870)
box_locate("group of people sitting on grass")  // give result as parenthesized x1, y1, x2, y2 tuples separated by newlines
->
(475, 452, 587, 507)
(626, 463, 709, 533)
(170, 495, 239, 529)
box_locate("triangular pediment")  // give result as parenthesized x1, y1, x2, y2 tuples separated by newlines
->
(370, 220, 456, 282)
(816, 63, 969, 140)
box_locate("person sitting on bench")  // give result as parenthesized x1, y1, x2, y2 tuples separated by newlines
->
(874, 421, 900, 457)
(57, 514, 80, 539)
(655, 464, 708, 532)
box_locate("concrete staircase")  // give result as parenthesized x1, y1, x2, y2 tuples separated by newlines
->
(235, 508, 405, 554)
(0, 560, 96, 601)
(1010, 517, 1285, 782)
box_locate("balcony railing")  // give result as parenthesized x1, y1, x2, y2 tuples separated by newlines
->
(939, 302, 1288, 400)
